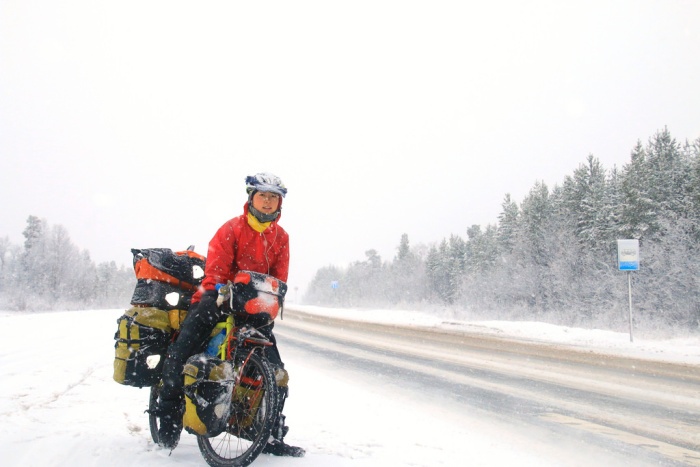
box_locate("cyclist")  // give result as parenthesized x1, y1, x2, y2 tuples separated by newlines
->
(156, 172, 304, 457)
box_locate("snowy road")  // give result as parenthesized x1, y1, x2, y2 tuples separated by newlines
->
(1, 308, 698, 466)
(276, 308, 700, 466)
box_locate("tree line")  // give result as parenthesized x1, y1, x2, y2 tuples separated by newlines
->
(0, 216, 134, 311)
(304, 128, 700, 330)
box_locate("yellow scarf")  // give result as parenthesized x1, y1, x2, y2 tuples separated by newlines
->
(247, 212, 271, 233)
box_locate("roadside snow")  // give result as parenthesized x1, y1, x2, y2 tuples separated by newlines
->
(0, 307, 697, 466)
(291, 305, 700, 365)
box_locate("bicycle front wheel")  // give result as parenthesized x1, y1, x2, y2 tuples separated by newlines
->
(197, 352, 279, 467)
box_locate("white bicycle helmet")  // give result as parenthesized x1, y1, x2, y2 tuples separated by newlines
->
(245, 173, 287, 198)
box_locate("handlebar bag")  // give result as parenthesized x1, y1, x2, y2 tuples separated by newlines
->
(230, 270, 288, 321)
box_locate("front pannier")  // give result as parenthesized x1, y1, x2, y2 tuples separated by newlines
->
(113, 307, 172, 387)
(182, 354, 236, 437)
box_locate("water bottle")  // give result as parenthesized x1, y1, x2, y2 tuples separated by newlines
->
(206, 329, 226, 357)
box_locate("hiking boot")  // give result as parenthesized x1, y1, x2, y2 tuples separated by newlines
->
(262, 440, 306, 457)
(156, 397, 184, 450)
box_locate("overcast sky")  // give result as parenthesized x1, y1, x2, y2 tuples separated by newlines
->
(1, 1, 699, 295)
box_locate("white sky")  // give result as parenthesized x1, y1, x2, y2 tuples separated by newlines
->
(1, 1, 699, 294)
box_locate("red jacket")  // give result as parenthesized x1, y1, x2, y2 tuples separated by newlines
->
(192, 202, 289, 303)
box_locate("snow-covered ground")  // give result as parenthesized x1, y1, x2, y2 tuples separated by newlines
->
(0, 306, 697, 466)
(290, 305, 700, 365)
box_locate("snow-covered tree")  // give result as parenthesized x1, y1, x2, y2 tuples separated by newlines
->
(1, 217, 133, 310)
(301, 128, 699, 329)
(563, 155, 610, 251)
(496, 194, 519, 254)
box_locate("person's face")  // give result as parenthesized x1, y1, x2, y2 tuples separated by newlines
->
(252, 191, 280, 214)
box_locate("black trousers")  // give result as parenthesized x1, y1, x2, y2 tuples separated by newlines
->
(159, 290, 284, 403)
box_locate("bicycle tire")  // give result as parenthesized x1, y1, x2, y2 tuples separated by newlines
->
(148, 382, 161, 444)
(197, 352, 279, 467)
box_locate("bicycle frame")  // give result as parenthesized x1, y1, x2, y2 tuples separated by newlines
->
(210, 316, 234, 360)
(209, 314, 275, 376)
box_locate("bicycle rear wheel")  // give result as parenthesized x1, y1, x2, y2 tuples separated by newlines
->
(197, 352, 279, 467)
(148, 382, 162, 444)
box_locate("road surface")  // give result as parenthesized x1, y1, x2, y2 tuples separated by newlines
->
(276, 308, 700, 466)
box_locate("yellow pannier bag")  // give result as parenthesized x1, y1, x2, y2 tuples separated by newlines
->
(182, 354, 235, 437)
(168, 308, 188, 330)
(113, 307, 174, 387)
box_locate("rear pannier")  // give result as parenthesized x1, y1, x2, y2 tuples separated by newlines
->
(113, 307, 172, 387)
(130, 247, 206, 309)
(132, 247, 206, 289)
(114, 246, 206, 388)
(131, 279, 193, 311)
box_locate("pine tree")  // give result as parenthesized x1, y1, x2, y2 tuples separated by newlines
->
(563, 154, 609, 251)
(0, 236, 9, 294)
(604, 166, 624, 247)
(22, 215, 45, 251)
(0, 236, 9, 272)
(497, 194, 519, 253)
(687, 138, 700, 243)
(465, 224, 499, 274)
(425, 241, 450, 303)
(519, 181, 552, 267)
(395, 233, 412, 262)
(390, 234, 424, 304)
(20, 216, 50, 295)
(620, 141, 656, 240)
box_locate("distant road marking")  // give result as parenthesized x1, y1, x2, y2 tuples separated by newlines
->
(540, 413, 700, 466)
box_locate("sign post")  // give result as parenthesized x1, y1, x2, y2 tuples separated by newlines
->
(617, 239, 640, 342)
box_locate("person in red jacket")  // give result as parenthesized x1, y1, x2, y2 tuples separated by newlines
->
(156, 172, 304, 457)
